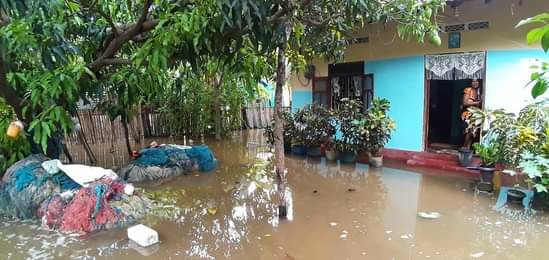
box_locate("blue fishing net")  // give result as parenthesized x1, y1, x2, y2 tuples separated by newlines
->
(0, 155, 81, 219)
(119, 144, 217, 182)
(186, 145, 218, 172)
(133, 148, 170, 167)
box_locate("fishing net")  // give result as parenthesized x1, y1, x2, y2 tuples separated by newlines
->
(186, 145, 218, 172)
(0, 155, 61, 219)
(1, 155, 153, 234)
(119, 144, 218, 182)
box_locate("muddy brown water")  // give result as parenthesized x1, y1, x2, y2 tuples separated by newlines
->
(2, 130, 549, 259)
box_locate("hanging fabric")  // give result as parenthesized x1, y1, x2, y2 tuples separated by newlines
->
(425, 54, 455, 80)
(425, 52, 485, 80)
(454, 52, 485, 80)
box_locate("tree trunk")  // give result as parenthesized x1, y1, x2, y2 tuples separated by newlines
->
(274, 21, 291, 219)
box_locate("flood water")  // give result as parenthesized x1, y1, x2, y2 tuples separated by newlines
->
(2, 130, 549, 259)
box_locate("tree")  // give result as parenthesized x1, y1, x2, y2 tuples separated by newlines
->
(216, 0, 445, 218)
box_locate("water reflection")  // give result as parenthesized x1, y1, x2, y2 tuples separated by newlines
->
(2, 130, 549, 259)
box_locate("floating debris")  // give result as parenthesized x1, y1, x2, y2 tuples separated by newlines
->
(418, 212, 441, 219)
(513, 239, 525, 246)
(470, 251, 484, 258)
(329, 222, 338, 227)
(207, 207, 218, 215)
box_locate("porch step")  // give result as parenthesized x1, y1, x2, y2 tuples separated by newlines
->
(408, 157, 460, 167)
(406, 159, 480, 178)
(410, 152, 459, 162)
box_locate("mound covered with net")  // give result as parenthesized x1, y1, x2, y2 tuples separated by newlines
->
(118, 144, 218, 182)
(0, 155, 152, 234)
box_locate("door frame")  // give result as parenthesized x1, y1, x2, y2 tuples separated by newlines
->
(422, 52, 487, 152)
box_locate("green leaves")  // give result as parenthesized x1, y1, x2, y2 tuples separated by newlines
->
(518, 13, 549, 53)
(518, 13, 549, 99)
(526, 26, 549, 46)
(516, 13, 549, 28)
(532, 80, 548, 99)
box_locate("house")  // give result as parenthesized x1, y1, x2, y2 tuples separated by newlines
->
(288, 0, 548, 167)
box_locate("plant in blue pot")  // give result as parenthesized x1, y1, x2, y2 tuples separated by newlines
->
(337, 99, 363, 163)
(302, 104, 333, 157)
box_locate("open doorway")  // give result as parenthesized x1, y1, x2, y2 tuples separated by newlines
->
(427, 79, 482, 151)
(424, 52, 486, 152)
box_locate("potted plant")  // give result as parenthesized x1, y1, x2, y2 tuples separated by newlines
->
(336, 99, 363, 163)
(365, 98, 395, 167)
(290, 108, 308, 156)
(301, 105, 332, 157)
(323, 109, 338, 161)
(324, 138, 338, 161)
(473, 142, 500, 188)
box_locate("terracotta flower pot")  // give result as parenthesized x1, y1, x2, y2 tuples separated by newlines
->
(357, 151, 370, 164)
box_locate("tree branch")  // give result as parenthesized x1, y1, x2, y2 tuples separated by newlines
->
(88, 0, 155, 71)
(98, 58, 133, 66)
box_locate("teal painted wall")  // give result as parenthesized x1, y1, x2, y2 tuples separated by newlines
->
(485, 49, 548, 114)
(289, 49, 548, 152)
(291, 89, 312, 111)
(365, 56, 425, 151)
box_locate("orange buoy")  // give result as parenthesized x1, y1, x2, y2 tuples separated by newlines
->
(6, 120, 23, 139)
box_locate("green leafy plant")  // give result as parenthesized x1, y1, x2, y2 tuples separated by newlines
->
(517, 13, 549, 99)
(519, 151, 549, 192)
(300, 104, 334, 146)
(365, 98, 396, 156)
(336, 98, 364, 152)
(473, 143, 500, 168)
(0, 98, 30, 174)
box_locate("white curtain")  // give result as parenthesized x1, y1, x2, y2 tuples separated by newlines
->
(425, 52, 485, 80)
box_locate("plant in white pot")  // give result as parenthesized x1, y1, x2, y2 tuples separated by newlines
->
(365, 98, 395, 167)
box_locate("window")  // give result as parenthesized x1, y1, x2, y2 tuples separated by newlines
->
(312, 77, 329, 107)
(312, 74, 374, 111)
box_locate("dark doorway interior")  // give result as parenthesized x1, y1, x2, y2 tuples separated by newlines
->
(427, 79, 481, 151)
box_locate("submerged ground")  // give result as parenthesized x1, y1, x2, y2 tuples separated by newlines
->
(1, 130, 549, 259)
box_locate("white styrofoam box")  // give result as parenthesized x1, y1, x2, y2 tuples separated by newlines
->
(128, 240, 160, 256)
(128, 224, 159, 247)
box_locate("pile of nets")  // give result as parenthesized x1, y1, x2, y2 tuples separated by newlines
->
(0, 155, 152, 234)
(0, 155, 73, 219)
(118, 144, 218, 182)
(37, 178, 151, 233)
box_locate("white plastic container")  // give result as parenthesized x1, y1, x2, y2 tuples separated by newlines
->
(127, 224, 159, 247)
